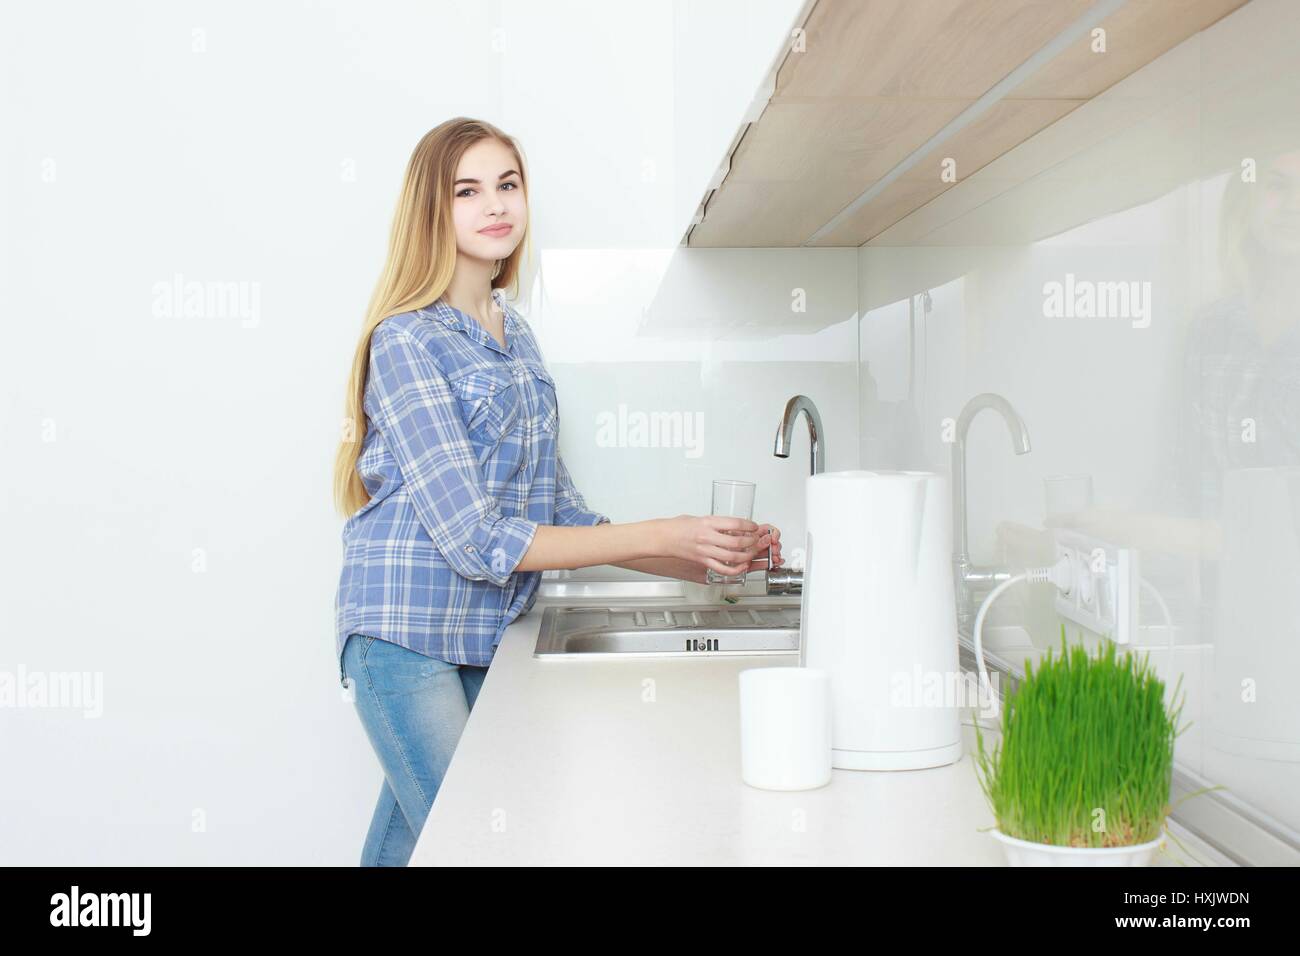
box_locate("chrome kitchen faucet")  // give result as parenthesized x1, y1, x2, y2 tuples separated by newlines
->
(950, 393, 1032, 633)
(765, 394, 824, 595)
(774, 394, 825, 476)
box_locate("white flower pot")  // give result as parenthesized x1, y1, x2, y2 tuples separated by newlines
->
(991, 828, 1165, 867)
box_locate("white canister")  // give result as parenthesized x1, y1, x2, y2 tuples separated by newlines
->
(738, 667, 832, 791)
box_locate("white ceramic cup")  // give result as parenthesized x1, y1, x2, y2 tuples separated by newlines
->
(738, 667, 832, 790)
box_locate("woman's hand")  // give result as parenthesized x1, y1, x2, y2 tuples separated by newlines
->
(657, 515, 781, 579)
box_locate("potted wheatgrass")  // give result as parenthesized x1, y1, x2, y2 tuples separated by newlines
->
(974, 629, 1188, 866)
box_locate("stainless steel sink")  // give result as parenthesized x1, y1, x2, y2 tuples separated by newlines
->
(533, 603, 801, 659)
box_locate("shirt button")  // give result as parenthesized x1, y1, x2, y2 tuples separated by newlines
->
(464, 545, 476, 553)
(488, 384, 496, 392)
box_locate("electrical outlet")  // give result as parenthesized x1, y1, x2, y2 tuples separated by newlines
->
(1052, 530, 1139, 644)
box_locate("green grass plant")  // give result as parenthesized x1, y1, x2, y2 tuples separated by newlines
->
(974, 626, 1187, 848)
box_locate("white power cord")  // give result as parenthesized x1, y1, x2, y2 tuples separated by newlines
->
(1137, 574, 1177, 683)
(971, 556, 1072, 719)
(973, 560, 1174, 720)
(1139, 576, 1174, 630)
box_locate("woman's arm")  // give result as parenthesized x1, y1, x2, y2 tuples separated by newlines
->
(514, 517, 773, 579)
(611, 534, 785, 584)
(610, 556, 711, 584)
(512, 520, 667, 573)
(1045, 507, 1222, 559)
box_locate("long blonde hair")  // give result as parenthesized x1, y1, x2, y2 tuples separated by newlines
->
(1217, 159, 1257, 298)
(332, 118, 532, 518)
(1216, 149, 1300, 297)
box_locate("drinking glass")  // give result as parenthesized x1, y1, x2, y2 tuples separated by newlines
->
(707, 479, 757, 585)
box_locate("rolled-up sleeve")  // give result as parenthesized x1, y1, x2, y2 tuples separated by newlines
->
(553, 451, 609, 527)
(367, 321, 539, 587)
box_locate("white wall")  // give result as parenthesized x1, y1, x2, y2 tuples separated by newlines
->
(859, 0, 1300, 837)
(0, 0, 819, 864)
(538, 245, 858, 552)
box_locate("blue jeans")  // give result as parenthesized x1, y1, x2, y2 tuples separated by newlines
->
(342, 633, 488, 866)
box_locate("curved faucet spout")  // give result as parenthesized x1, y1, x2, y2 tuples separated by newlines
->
(951, 393, 1032, 630)
(955, 393, 1031, 457)
(953, 393, 1031, 559)
(773, 394, 825, 476)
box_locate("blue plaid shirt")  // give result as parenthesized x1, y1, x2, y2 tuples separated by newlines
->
(334, 289, 608, 683)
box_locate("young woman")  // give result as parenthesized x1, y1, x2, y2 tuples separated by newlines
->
(332, 117, 783, 866)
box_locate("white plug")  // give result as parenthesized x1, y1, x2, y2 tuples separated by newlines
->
(1026, 554, 1072, 593)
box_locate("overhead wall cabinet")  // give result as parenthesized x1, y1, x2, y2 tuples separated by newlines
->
(684, 0, 1248, 249)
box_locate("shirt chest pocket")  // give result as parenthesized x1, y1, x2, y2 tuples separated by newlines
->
(523, 362, 559, 435)
(451, 368, 521, 446)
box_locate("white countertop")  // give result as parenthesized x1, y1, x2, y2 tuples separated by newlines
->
(409, 585, 1008, 866)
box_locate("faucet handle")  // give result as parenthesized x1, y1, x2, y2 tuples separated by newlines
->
(765, 565, 803, 595)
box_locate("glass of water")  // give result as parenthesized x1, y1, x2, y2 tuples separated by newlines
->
(707, 479, 757, 585)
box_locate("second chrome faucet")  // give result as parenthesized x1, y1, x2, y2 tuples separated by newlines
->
(950, 393, 1032, 633)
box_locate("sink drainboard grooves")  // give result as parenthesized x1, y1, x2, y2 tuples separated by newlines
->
(534, 603, 803, 658)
